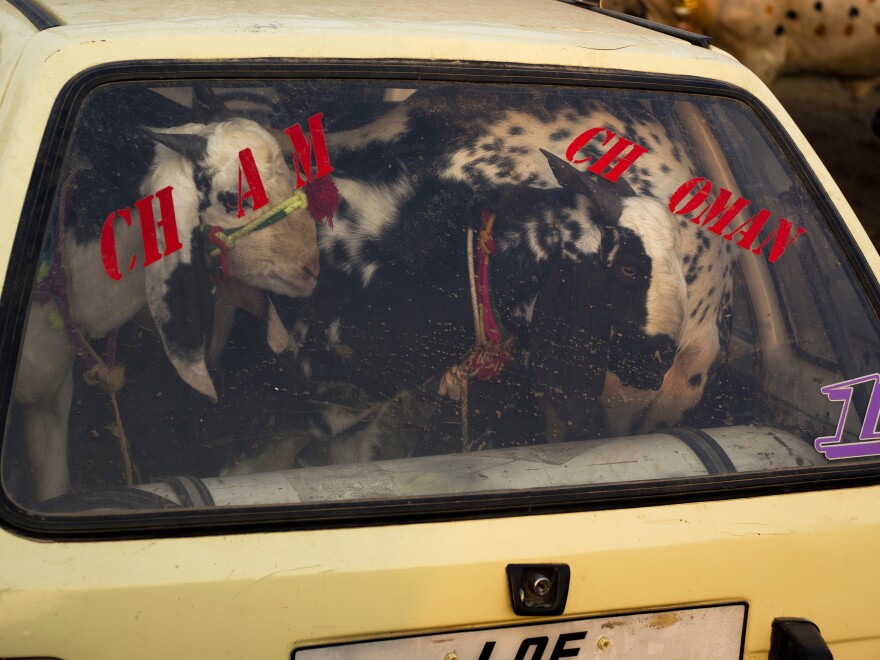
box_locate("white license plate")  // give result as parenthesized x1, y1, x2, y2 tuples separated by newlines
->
(294, 603, 746, 659)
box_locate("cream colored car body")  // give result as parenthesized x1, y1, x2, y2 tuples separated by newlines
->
(0, 1, 879, 658)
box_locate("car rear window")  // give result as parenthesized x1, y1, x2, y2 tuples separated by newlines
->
(3, 72, 879, 527)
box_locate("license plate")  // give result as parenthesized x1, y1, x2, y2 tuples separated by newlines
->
(293, 603, 746, 659)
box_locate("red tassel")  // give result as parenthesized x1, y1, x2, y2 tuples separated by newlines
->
(304, 176, 340, 228)
(465, 345, 511, 380)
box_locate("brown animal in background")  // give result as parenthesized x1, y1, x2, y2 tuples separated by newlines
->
(603, 0, 880, 85)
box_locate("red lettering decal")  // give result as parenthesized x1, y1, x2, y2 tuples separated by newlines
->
(283, 112, 335, 189)
(236, 148, 270, 218)
(565, 127, 612, 165)
(307, 113, 334, 178)
(587, 136, 649, 183)
(668, 177, 713, 215)
(692, 188, 752, 236)
(549, 631, 588, 660)
(723, 208, 772, 249)
(751, 218, 807, 263)
(100, 208, 134, 281)
(135, 188, 182, 265)
(134, 193, 163, 267)
(155, 186, 183, 256)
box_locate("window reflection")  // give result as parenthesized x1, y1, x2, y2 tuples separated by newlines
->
(4, 80, 879, 513)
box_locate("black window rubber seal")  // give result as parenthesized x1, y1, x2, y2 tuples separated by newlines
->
(1, 59, 879, 541)
(6, 0, 62, 30)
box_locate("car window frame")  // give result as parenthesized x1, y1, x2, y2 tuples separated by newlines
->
(2, 58, 880, 541)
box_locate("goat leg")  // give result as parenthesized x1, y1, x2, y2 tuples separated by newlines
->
(23, 369, 73, 503)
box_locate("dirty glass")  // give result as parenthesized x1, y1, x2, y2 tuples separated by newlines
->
(3, 77, 879, 517)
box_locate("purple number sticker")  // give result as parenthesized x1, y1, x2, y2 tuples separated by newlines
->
(815, 374, 880, 459)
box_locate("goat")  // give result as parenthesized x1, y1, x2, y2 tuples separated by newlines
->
(260, 155, 678, 466)
(321, 93, 732, 440)
(14, 118, 320, 501)
(602, 0, 880, 86)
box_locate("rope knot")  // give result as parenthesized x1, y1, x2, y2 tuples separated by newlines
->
(288, 189, 308, 211)
(439, 364, 470, 402)
(440, 211, 514, 453)
(83, 362, 126, 394)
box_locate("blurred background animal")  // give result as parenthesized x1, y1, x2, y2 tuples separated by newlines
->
(603, 0, 880, 85)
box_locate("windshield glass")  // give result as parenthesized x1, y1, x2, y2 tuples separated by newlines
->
(3, 77, 879, 516)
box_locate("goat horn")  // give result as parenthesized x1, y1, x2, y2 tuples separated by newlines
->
(540, 148, 636, 228)
(142, 126, 209, 164)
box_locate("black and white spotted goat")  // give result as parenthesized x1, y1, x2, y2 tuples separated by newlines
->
(16, 118, 320, 501)
(429, 97, 734, 438)
(250, 91, 734, 467)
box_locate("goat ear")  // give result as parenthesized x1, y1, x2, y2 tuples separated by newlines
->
(529, 250, 610, 440)
(206, 289, 288, 367)
(540, 148, 636, 226)
(266, 298, 289, 353)
(214, 279, 290, 354)
(143, 127, 209, 164)
(145, 228, 219, 403)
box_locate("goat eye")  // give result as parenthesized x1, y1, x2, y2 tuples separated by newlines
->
(616, 264, 639, 282)
(217, 191, 238, 215)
